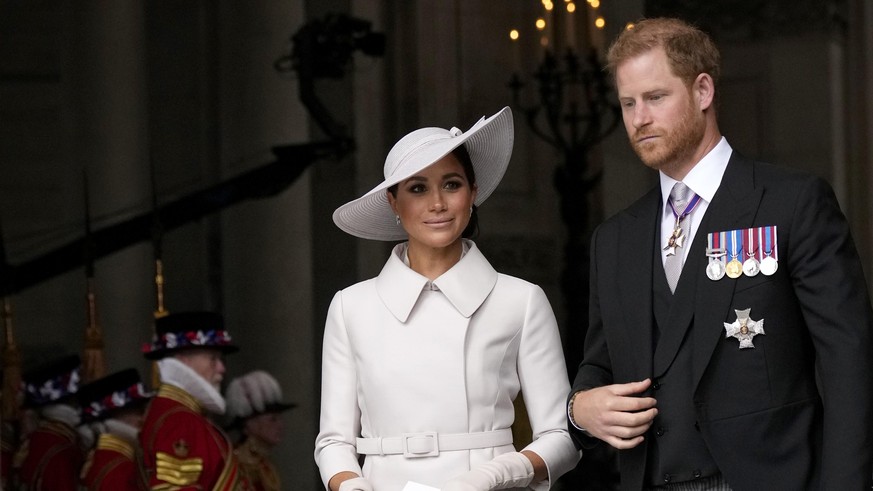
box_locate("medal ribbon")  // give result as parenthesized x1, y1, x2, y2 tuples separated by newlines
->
(668, 193, 702, 225)
(746, 228, 758, 259)
(728, 229, 742, 260)
(763, 226, 778, 259)
(757, 226, 765, 261)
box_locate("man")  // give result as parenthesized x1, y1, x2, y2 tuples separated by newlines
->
(568, 17, 873, 490)
(225, 370, 295, 491)
(12, 354, 84, 491)
(78, 368, 152, 490)
(139, 311, 246, 490)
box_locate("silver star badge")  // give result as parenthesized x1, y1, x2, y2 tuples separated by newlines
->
(664, 227, 686, 256)
(724, 308, 765, 349)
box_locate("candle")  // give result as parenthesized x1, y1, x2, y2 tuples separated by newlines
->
(510, 29, 521, 73)
(565, 2, 576, 50)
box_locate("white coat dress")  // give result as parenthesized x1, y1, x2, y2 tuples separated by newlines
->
(315, 240, 580, 490)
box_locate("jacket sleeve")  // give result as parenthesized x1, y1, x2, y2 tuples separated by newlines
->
(568, 225, 613, 448)
(146, 411, 226, 491)
(314, 291, 364, 488)
(516, 285, 582, 488)
(786, 176, 873, 488)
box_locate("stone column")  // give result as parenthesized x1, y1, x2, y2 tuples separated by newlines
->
(63, 2, 153, 376)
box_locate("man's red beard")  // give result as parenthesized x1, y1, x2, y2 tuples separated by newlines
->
(631, 99, 705, 173)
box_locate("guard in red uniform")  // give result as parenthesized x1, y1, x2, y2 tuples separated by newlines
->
(12, 354, 84, 491)
(225, 370, 295, 491)
(139, 311, 245, 491)
(78, 368, 153, 490)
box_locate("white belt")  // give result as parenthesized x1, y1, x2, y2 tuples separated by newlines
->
(356, 428, 513, 458)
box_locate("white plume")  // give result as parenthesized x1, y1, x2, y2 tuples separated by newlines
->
(225, 370, 283, 420)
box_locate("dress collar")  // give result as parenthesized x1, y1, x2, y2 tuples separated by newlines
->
(375, 239, 497, 323)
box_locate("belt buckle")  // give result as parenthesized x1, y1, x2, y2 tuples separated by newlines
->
(401, 431, 439, 458)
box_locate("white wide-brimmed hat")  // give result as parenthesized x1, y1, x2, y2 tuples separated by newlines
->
(333, 106, 514, 241)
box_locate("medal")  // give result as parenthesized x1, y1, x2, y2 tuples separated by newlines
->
(663, 191, 701, 257)
(705, 232, 726, 281)
(742, 227, 760, 277)
(724, 308, 765, 349)
(725, 229, 743, 279)
(759, 226, 779, 275)
(706, 258, 726, 280)
(726, 259, 743, 278)
(742, 258, 760, 277)
(664, 226, 685, 257)
(760, 256, 778, 275)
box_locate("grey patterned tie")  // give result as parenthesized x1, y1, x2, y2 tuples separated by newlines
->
(664, 182, 695, 293)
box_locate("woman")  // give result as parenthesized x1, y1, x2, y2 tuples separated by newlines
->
(315, 107, 580, 491)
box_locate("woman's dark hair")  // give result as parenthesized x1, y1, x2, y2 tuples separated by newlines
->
(387, 144, 480, 239)
(453, 145, 479, 239)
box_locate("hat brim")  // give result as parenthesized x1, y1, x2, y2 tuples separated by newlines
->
(143, 344, 240, 361)
(224, 402, 297, 430)
(333, 106, 514, 241)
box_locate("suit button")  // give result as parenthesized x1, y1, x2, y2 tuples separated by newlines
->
(694, 421, 700, 431)
(693, 470, 702, 478)
(655, 426, 665, 437)
(663, 474, 672, 483)
(653, 381, 661, 390)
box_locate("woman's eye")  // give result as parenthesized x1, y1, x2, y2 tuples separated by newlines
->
(444, 180, 462, 190)
(408, 184, 426, 193)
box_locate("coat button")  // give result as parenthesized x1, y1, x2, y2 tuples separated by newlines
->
(694, 421, 700, 431)
(693, 470, 702, 478)
(652, 381, 661, 390)
(655, 426, 665, 437)
(663, 474, 672, 483)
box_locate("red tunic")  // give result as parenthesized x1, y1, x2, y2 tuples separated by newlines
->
(139, 384, 242, 491)
(12, 420, 84, 491)
(80, 433, 145, 490)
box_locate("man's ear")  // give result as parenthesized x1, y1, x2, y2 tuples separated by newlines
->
(695, 73, 715, 111)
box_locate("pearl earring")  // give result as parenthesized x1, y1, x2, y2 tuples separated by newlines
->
(395, 215, 401, 226)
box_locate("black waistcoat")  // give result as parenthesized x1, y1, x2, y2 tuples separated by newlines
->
(645, 248, 720, 486)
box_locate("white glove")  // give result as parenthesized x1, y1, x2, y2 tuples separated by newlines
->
(338, 477, 374, 491)
(442, 452, 535, 491)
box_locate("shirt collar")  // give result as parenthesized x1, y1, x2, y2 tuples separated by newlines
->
(376, 239, 497, 323)
(659, 136, 732, 207)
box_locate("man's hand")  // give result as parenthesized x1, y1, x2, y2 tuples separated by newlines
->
(571, 379, 658, 449)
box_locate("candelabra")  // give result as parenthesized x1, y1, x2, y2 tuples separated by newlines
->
(510, 46, 620, 370)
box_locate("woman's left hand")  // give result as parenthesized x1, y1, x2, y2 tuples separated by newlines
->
(441, 452, 535, 490)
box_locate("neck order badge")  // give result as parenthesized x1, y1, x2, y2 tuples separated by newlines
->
(663, 183, 701, 257)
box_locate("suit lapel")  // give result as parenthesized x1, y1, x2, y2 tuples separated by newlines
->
(691, 155, 763, 389)
(652, 154, 764, 381)
(619, 188, 660, 380)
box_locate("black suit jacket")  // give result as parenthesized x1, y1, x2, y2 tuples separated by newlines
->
(571, 153, 873, 490)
